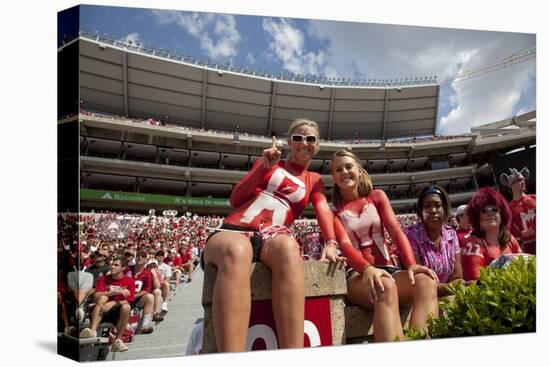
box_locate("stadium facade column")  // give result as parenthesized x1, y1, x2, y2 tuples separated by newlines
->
(381, 87, 389, 139)
(472, 174, 479, 189)
(122, 51, 128, 117)
(267, 81, 277, 136)
(201, 69, 207, 129)
(327, 87, 335, 139)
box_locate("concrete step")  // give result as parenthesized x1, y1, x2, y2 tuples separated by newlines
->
(109, 344, 187, 360)
(132, 329, 189, 340)
(127, 336, 189, 349)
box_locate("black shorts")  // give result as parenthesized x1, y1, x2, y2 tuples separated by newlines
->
(101, 303, 122, 325)
(130, 295, 145, 310)
(201, 224, 263, 270)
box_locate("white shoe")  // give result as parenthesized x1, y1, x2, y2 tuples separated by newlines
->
(161, 302, 168, 312)
(79, 328, 97, 339)
(75, 307, 85, 323)
(111, 338, 128, 352)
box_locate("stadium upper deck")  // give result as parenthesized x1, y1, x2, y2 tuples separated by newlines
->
(69, 32, 440, 140)
(57, 33, 536, 215)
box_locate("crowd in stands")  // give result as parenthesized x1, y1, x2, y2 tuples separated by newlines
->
(79, 109, 470, 145)
(58, 208, 424, 351)
(57, 210, 223, 351)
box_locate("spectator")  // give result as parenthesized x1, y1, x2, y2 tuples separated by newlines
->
(461, 187, 523, 281)
(80, 244, 93, 269)
(165, 248, 183, 288)
(86, 251, 110, 288)
(146, 259, 164, 322)
(404, 186, 470, 296)
(448, 216, 458, 231)
(185, 321, 204, 355)
(331, 150, 438, 339)
(79, 256, 135, 353)
(455, 204, 472, 248)
(130, 250, 156, 334)
(181, 244, 194, 282)
(500, 167, 536, 255)
(154, 250, 172, 313)
(191, 243, 200, 269)
(124, 249, 136, 267)
(202, 120, 340, 352)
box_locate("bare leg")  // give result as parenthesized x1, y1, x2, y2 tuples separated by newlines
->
(152, 289, 162, 314)
(347, 276, 404, 341)
(90, 295, 108, 331)
(139, 293, 154, 316)
(58, 291, 70, 329)
(260, 235, 304, 348)
(203, 232, 253, 352)
(185, 262, 193, 280)
(161, 281, 170, 302)
(394, 272, 439, 332)
(115, 303, 131, 340)
(174, 271, 181, 286)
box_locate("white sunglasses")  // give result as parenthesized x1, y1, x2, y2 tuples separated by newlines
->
(290, 134, 318, 144)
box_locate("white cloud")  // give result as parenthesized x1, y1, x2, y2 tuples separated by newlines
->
(123, 32, 140, 45)
(306, 20, 535, 135)
(438, 61, 535, 135)
(246, 52, 256, 65)
(263, 18, 326, 75)
(151, 10, 241, 59)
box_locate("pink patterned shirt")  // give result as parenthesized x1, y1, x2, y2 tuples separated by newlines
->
(404, 223, 460, 283)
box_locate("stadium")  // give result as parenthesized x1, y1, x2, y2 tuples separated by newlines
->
(57, 29, 536, 361)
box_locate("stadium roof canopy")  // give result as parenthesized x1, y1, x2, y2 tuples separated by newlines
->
(71, 34, 440, 140)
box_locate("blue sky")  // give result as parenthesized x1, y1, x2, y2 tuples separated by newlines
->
(75, 5, 536, 136)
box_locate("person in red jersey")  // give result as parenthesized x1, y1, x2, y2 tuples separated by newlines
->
(500, 167, 536, 255)
(455, 204, 472, 248)
(181, 244, 194, 282)
(202, 119, 342, 352)
(461, 187, 523, 281)
(330, 150, 438, 339)
(145, 259, 164, 322)
(79, 256, 135, 352)
(130, 250, 156, 334)
(165, 248, 183, 287)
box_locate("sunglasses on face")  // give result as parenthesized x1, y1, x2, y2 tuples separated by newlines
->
(481, 206, 500, 214)
(137, 254, 147, 258)
(290, 134, 318, 144)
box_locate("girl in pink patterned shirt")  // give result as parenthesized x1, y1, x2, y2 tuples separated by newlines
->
(404, 186, 472, 296)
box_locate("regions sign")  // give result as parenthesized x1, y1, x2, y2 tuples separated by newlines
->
(80, 189, 231, 207)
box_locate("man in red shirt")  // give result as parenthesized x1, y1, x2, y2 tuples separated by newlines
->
(500, 167, 536, 254)
(130, 250, 156, 334)
(165, 248, 183, 287)
(79, 256, 134, 352)
(181, 244, 194, 282)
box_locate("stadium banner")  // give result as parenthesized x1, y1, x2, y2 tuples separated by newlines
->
(80, 189, 231, 207)
(247, 297, 333, 350)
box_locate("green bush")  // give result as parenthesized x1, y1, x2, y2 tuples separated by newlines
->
(405, 256, 536, 339)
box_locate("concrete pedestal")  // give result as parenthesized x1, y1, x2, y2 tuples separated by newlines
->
(201, 261, 347, 353)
